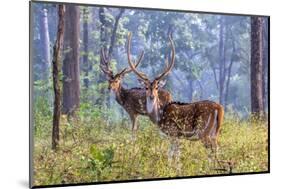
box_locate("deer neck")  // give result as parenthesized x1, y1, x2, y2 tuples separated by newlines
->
(115, 85, 126, 106)
(147, 96, 161, 124)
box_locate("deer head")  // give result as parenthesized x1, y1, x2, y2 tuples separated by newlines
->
(100, 47, 144, 93)
(127, 33, 175, 121)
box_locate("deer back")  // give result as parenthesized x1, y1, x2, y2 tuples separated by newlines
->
(159, 100, 221, 138)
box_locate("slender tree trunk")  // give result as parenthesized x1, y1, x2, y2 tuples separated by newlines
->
(52, 5, 65, 150)
(222, 24, 228, 94)
(225, 38, 236, 106)
(108, 9, 125, 58)
(40, 8, 51, 80)
(224, 59, 234, 107)
(218, 17, 225, 105)
(188, 80, 193, 102)
(99, 8, 107, 47)
(97, 7, 108, 107)
(106, 9, 124, 107)
(211, 66, 219, 90)
(83, 8, 89, 88)
(62, 5, 80, 115)
(262, 18, 268, 113)
(197, 80, 204, 99)
(251, 17, 264, 117)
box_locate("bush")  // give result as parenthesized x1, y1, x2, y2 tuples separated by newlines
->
(32, 112, 268, 186)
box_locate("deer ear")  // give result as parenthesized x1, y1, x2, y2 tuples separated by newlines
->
(158, 80, 167, 88)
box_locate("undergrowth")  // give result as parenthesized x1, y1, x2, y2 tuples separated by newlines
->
(32, 104, 268, 186)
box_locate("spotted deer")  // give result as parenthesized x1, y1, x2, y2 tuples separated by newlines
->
(100, 48, 172, 138)
(126, 33, 224, 159)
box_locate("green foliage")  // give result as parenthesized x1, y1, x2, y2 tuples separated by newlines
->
(33, 96, 52, 138)
(33, 110, 268, 186)
(78, 103, 102, 120)
(31, 5, 269, 187)
(87, 144, 115, 180)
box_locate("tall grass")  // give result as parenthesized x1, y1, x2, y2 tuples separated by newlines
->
(32, 105, 268, 186)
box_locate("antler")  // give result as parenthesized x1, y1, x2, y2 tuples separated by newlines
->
(101, 44, 144, 79)
(118, 49, 144, 76)
(100, 47, 113, 78)
(127, 32, 150, 82)
(155, 33, 175, 82)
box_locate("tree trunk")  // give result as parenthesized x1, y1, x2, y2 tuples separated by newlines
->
(83, 8, 89, 88)
(62, 5, 80, 115)
(188, 80, 193, 102)
(262, 18, 268, 113)
(211, 65, 219, 90)
(218, 17, 225, 105)
(99, 8, 107, 47)
(197, 80, 204, 99)
(224, 37, 236, 107)
(106, 9, 125, 107)
(52, 5, 65, 150)
(39, 8, 51, 80)
(97, 7, 108, 107)
(108, 9, 125, 58)
(251, 17, 264, 117)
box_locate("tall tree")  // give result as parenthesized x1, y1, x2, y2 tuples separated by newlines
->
(97, 7, 109, 107)
(206, 16, 248, 108)
(108, 9, 125, 58)
(262, 18, 268, 113)
(250, 16, 264, 117)
(82, 7, 90, 88)
(39, 8, 51, 80)
(224, 36, 236, 106)
(218, 16, 227, 105)
(52, 4, 65, 150)
(62, 5, 80, 115)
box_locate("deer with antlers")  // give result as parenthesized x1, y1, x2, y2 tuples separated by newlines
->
(126, 33, 224, 160)
(100, 48, 173, 139)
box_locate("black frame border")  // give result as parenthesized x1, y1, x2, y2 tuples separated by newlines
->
(29, 0, 270, 188)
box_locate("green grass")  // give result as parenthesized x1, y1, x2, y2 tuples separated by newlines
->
(32, 113, 268, 186)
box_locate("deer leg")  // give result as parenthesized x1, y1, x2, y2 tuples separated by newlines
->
(202, 111, 218, 151)
(203, 112, 215, 138)
(130, 114, 138, 141)
(174, 139, 182, 173)
(210, 110, 219, 154)
(200, 113, 213, 149)
(199, 112, 218, 163)
(168, 138, 176, 166)
(204, 138, 217, 165)
(212, 106, 224, 156)
(168, 138, 180, 169)
(168, 145, 174, 166)
(202, 136, 216, 164)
